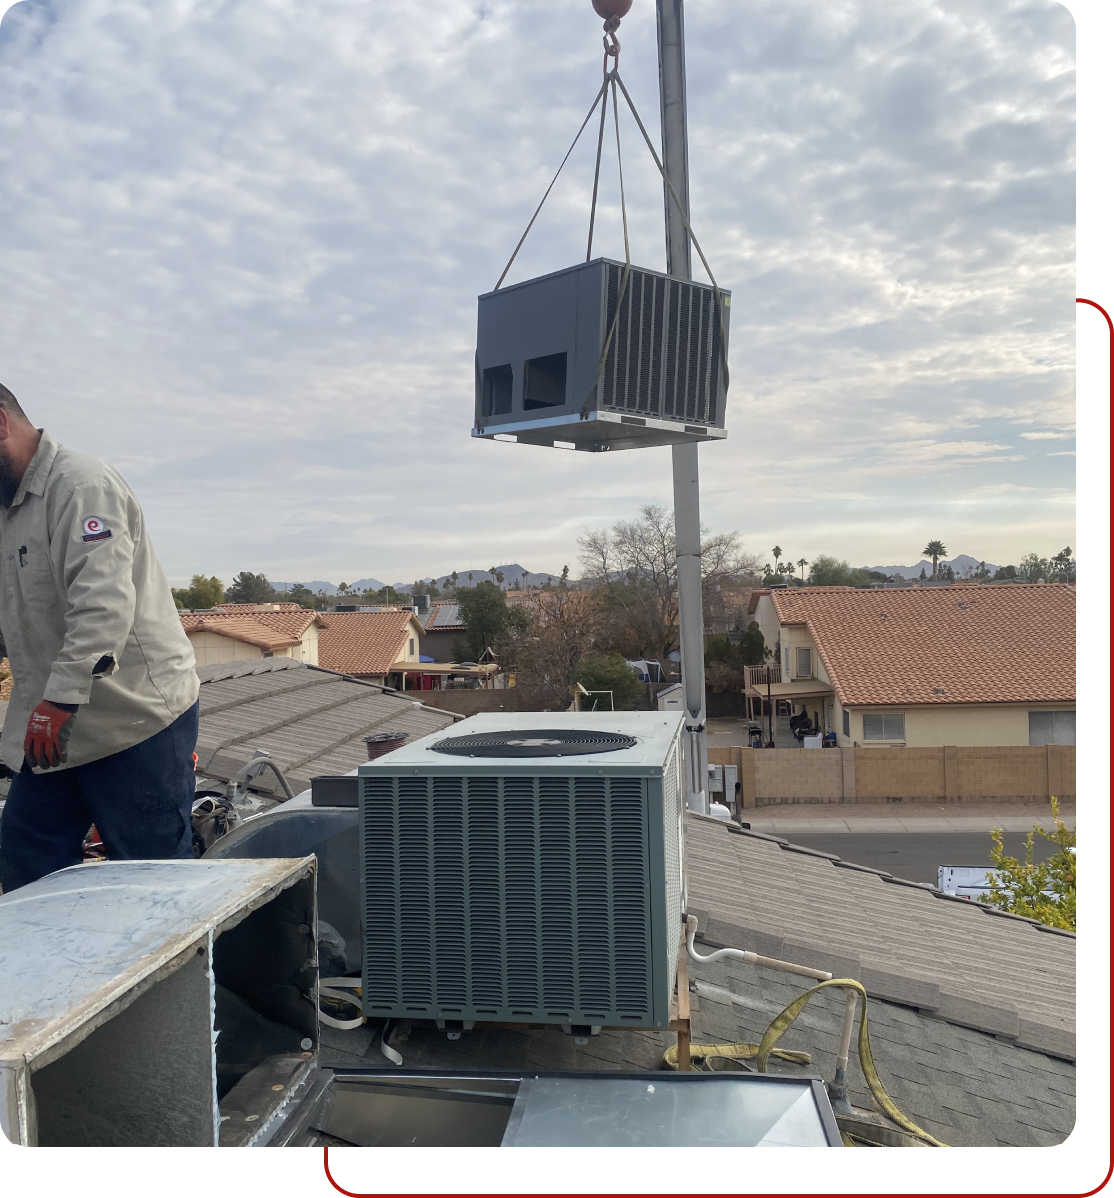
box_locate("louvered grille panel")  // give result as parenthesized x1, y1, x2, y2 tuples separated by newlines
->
(600, 265, 720, 425)
(539, 778, 575, 1012)
(466, 778, 503, 1010)
(432, 777, 466, 1007)
(363, 777, 398, 1009)
(362, 769, 667, 1025)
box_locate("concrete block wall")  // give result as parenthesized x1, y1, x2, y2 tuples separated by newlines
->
(709, 744, 1076, 807)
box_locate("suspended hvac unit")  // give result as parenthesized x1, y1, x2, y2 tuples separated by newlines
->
(474, 259, 729, 452)
(359, 711, 686, 1030)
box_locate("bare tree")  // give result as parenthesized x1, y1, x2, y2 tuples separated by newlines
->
(504, 584, 602, 709)
(578, 505, 761, 666)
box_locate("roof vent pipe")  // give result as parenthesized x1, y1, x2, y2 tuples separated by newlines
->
(364, 732, 409, 761)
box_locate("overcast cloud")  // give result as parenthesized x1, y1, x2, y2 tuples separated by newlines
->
(0, 0, 1074, 585)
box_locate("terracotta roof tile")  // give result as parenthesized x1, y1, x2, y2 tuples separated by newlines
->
(768, 584, 1074, 706)
(180, 615, 302, 653)
(181, 606, 320, 639)
(1068, 637, 1087, 699)
(317, 610, 418, 676)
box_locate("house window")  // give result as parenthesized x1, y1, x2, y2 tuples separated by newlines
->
(795, 647, 812, 678)
(1028, 711, 1075, 746)
(842, 709, 850, 738)
(863, 713, 905, 741)
(409, 638, 416, 656)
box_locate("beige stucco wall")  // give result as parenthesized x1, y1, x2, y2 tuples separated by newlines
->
(400, 617, 423, 663)
(840, 703, 1075, 748)
(300, 623, 319, 665)
(187, 630, 266, 667)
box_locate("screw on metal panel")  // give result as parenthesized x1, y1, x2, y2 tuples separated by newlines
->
(300, 1038, 313, 1050)
(298, 924, 310, 934)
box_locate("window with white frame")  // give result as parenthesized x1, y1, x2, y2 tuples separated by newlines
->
(409, 637, 416, 656)
(862, 713, 905, 741)
(795, 647, 812, 678)
(842, 709, 850, 738)
(1028, 711, 1075, 746)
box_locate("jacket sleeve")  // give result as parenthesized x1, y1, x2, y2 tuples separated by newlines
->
(42, 478, 138, 706)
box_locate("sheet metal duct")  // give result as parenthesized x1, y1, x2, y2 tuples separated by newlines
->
(0, 858, 318, 1147)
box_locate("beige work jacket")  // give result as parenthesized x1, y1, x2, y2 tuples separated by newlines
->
(0, 431, 199, 771)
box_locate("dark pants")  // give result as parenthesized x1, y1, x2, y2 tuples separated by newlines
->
(0, 701, 199, 893)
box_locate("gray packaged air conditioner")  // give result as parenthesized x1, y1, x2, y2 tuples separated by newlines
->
(474, 258, 729, 452)
(359, 712, 686, 1030)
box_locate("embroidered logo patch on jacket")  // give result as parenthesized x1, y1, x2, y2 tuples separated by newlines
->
(81, 516, 112, 543)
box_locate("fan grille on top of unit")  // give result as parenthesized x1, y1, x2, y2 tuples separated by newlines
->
(429, 729, 637, 758)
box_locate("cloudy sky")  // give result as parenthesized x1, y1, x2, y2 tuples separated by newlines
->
(0, 0, 1075, 586)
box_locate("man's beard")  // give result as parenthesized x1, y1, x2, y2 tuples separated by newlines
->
(0, 444, 21, 507)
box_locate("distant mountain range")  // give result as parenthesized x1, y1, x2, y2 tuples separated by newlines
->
(272, 578, 386, 596)
(269, 565, 561, 597)
(864, 554, 1001, 579)
(395, 565, 562, 592)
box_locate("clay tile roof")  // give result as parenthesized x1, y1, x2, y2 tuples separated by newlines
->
(180, 606, 321, 647)
(180, 615, 302, 653)
(317, 610, 418, 676)
(1068, 642, 1087, 704)
(768, 583, 1075, 706)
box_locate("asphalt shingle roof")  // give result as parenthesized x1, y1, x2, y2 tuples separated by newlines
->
(194, 658, 458, 795)
(768, 583, 1075, 706)
(684, 815, 1075, 1060)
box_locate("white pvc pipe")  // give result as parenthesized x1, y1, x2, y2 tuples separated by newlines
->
(684, 915, 832, 982)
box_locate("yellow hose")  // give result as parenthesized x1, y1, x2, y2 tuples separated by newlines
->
(662, 1041, 812, 1070)
(665, 978, 948, 1148)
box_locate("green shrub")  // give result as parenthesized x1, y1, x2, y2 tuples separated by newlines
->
(979, 798, 1075, 931)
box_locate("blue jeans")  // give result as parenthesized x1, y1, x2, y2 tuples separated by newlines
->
(0, 700, 199, 893)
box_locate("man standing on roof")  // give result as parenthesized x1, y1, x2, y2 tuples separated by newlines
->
(0, 384, 200, 892)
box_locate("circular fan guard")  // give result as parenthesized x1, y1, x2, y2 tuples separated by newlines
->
(429, 728, 637, 758)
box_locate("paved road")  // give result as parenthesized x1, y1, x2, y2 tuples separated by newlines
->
(770, 831, 1059, 885)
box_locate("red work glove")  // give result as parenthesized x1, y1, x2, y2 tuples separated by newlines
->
(24, 701, 78, 770)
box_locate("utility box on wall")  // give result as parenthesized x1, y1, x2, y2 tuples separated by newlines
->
(475, 258, 730, 451)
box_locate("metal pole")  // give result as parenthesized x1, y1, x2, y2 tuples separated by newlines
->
(657, 0, 707, 813)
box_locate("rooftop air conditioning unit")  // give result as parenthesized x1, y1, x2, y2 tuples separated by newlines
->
(474, 259, 729, 452)
(359, 711, 685, 1031)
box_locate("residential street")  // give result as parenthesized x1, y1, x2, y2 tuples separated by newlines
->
(732, 801, 1073, 884)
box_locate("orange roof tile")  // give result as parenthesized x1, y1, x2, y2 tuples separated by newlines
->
(317, 610, 419, 676)
(181, 615, 301, 652)
(181, 606, 321, 654)
(768, 584, 1075, 706)
(1068, 637, 1087, 699)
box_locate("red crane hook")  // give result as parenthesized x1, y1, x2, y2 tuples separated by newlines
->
(592, 0, 633, 19)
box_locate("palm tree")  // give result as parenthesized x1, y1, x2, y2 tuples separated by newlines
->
(772, 545, 783, 574)
(797, 558, 808, 584)
(922, 540, 947, 581)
